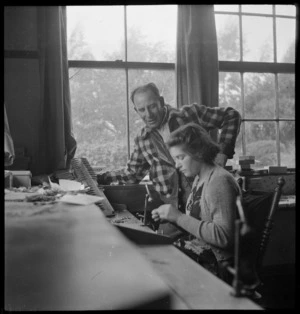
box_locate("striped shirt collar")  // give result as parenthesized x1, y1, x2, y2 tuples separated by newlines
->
(140, 104, 173, 140)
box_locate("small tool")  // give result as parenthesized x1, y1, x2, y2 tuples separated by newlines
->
(143, 184, 152, 226)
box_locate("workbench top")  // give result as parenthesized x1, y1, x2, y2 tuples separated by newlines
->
(5, 200, 261, 310)
(5, 202, 171, 310)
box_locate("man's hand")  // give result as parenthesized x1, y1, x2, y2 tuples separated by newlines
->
(215, 152, 228, 167)
(151, 204, 183, 224)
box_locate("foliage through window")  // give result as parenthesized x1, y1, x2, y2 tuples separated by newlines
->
(67, 5, 295, 170)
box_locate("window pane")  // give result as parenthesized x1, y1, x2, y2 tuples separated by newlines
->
(69, 68, 127, 169)
(276, 5, 296, 16)
(278, 74, 295, 119)
(67, 6, 125, 61)
(128, 70, 175, 153)
(242, 16, 273, 62)
(242, 5, 273, 14)
(276, 18, 295, 63)
(219, 72, 242, 113)
(245, 121, 277, 168)
(280, 121, 295, 168)
(214, 5, 239, 12)
(127, 5, 177, 62)
(244, 73, 275, 119)
(215, 15, 240, 61)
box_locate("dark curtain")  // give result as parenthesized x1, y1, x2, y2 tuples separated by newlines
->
(37, 6, 76, 174)
(176, 5, 219, 109)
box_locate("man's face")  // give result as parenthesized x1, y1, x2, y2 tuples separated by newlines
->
(133, 90, 165, 130)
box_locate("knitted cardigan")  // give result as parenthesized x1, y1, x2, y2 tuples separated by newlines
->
(176, 165, 240, 261)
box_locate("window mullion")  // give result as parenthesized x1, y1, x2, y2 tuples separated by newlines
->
(241, 73, 246, 156)
(275, 73, 281, 166)
(273, 5, 281, 166)
(124, 5, 130, 159)
(238, 5, 246, 155)
(68, 60, 175, 70)
(214, 11, 295, 19)
(238, 5, 243, 63)
(273, 5, 278, 63)
(218, 61, 295, 73)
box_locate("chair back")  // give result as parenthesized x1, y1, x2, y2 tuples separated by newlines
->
(241, 177, 285, 269)
(256, 177, 285, 268)
(228, 176, 285, 297)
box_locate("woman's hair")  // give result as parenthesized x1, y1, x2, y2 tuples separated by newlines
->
(166, 122, 220, 164)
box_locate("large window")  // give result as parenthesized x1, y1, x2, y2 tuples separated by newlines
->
(67, 4, 295, 170)
(214, 4, 295, 169)
(67, 5, 176, 171)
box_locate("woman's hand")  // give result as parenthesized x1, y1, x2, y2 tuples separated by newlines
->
(151, 204, 182, 224)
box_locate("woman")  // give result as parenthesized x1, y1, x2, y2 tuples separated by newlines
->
(151, 122, 241, 282)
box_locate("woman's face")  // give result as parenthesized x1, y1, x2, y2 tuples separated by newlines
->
(170, 144, 201, 177)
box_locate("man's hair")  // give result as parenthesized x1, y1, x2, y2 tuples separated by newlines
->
(166, 122, 220, 164)
(130, 82, 161, 104)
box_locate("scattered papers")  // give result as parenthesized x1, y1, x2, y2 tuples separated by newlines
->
(48, 177, 84, 192)
(5, 191, 42, 202)
(37, 188, 47, 194)
(59, 194, 104, 205)
(48, 176, 62, 191)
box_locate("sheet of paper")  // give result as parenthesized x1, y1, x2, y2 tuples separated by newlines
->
(58, 179, 84, 191)
(59, 194, 104, 205)
(48, 177, 84, 192)
(48, 177, 62, 191)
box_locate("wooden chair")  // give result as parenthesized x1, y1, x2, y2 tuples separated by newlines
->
(225, 176, 285, 299)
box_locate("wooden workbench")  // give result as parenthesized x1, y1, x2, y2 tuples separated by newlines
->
(110, 207, 262, 309)
(5, 200, 261, 310)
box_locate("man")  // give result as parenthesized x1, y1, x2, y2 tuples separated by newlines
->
(97, 82, 241, 235)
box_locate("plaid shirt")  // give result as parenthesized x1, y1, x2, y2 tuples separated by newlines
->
(99, 104, 241, 200)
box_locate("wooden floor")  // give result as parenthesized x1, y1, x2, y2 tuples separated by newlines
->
(254, 265, 295, 309)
